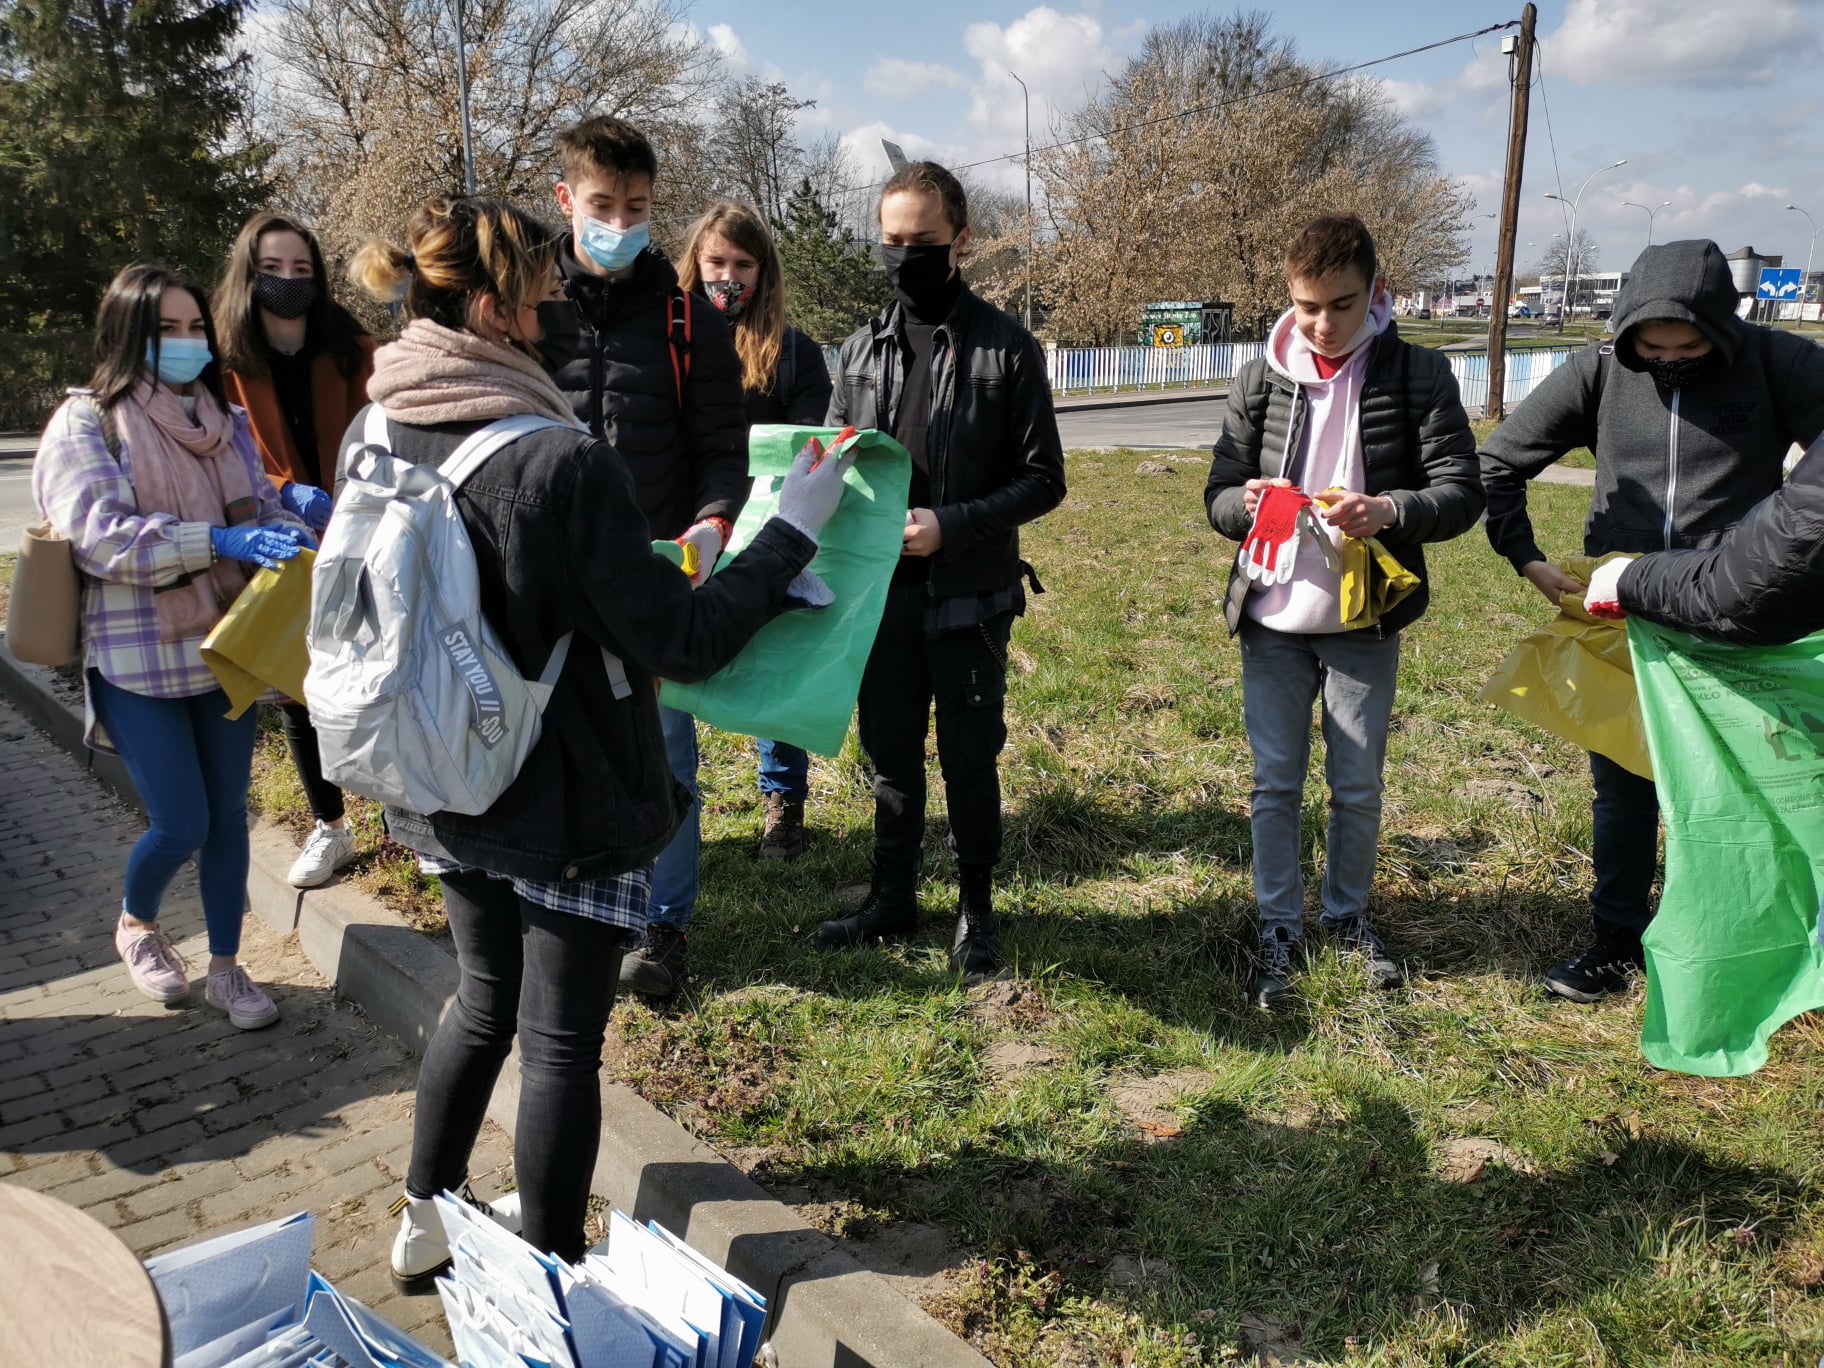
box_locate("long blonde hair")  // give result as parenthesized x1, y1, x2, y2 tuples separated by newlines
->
(676, 201, 786, 395)
(350, 197, 557, 340)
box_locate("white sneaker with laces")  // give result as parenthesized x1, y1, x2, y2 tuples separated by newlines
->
(390, 1187, 524, 1292)
(288, 820, 357, 888)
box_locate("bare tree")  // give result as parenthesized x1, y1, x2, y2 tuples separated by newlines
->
(707, 77, 815, 225)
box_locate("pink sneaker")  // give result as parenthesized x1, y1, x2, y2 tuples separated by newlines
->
(205, 965, 279, 1030)
(115, 915, 190, 1003)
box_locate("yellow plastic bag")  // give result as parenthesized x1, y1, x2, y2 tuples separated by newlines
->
(1478, 554, 1652, 779)
(201, 549, 315, 719)
(1338, 535, 1421, 631)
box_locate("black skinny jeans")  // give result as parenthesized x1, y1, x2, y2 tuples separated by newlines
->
(406, 870, 625, 1261)
(278, 702, 345, 824)
(1589, 750, 1661, 934)
(857, 577, 1014, 879)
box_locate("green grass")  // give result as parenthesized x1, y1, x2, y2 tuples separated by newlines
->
(606, 455, 1822, 1365)
(1472, 417, 1594, 471)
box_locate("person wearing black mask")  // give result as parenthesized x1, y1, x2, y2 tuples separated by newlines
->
(814, 160, 1067, 980)
(1480, 238, 1824, 1003)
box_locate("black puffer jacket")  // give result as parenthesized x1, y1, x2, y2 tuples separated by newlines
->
(1480, 239, 1824, 569)
(1619, 436, 1824, 645)
(828, 285, 1067, 600)
(1204, 323, 1484, 635)
(337, 406, 816, 883)
(743, 325, 831, 427)
(553, 242, 749, 540)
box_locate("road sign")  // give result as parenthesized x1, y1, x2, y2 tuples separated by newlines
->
(1757, 267, 1803, 300)
(1152, 324, 1184, 347)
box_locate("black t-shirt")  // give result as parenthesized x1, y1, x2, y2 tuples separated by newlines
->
(890, 274, 962, 583)
(267, 344, 320, 486)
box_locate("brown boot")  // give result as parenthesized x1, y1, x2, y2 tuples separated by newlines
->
(759, 792, 806, 861)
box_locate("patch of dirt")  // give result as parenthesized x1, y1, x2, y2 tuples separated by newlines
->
(841, 1219, 974, 1302)
(1110, 1067, 1217, 1142)
(1435, 1136, 1537, 1184)
(1462, 778, 1543, 807)
(966, 978, 1052, 1030)
(1135, 461, 1177, 475)
(1237, 1313, 1315, 1366)
(1105, 1252, 1177, 1290)
(1118, 682, 1175, 715)
(1006, 645, 1038, 675)
(985, 1041, 1060, 1081)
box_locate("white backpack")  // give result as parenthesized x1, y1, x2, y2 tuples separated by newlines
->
(304, 406, 579, 816)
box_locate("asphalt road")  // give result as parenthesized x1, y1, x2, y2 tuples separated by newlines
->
(1054, 396, 1227, 450)
(0, 455, 35, 551)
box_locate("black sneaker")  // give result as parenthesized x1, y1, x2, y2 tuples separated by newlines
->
(949, 867, 999, 982)
(619, 921, 688, 998)
(1326, 914, 1403, 989)
(1545, 923, 1644, 1002)
(813, 878, 918, 950)
(1253, 926, 1302, 1012)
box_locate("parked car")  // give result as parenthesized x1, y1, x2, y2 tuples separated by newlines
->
(1416, 308, 1432, 320)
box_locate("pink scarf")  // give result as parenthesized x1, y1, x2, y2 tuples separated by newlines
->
(112, 381, 256, 642)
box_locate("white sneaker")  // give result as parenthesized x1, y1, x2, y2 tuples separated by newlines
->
(389, 1186, 523, 1293)
(288, 820, 357, 888)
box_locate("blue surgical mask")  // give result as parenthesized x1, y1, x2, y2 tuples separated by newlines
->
(579, 216, 649, 272)
(146, 337, 213, 386)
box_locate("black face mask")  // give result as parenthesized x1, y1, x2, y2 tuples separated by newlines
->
(534, 298, 584, 374)
(879, 243, 956, 318)
(254, 272, 319, 321)
(1639, 351, 1715, 390)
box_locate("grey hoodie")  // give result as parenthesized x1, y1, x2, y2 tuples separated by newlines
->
(1479, 239, 1824, 569)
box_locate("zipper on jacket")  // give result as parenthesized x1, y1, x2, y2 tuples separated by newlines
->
(1663, 388, 1681, 550)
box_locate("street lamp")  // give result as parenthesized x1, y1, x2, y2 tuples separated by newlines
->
(452, 0, 477, 195)
(1790, 204, 1819, 312)
(1622, 199, 1671, 249)
(1545, 159, 1627, 331)
(1007, 70, 1034, 332)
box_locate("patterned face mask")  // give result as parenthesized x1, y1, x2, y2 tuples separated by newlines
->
(1639, 352, 1715, 390)
(254, 272, 320, 321)
(703, 279, 750, 320)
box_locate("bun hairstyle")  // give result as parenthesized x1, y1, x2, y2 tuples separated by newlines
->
(350, 197, 559, 334)
(676, 199, 787, 395)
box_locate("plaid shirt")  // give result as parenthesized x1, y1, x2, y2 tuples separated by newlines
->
(31, 392, 302, 700)
(416, 856, 653, 937)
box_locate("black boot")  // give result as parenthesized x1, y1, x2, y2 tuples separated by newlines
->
(814, 867, 919, 949)
(1544, 917, 1645, 1002)
(950, 864, 1000, 981)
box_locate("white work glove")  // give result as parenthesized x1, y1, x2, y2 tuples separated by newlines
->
(676, 521, 724, 589)
(784, 568, 835, 611)
(1583, 556, 1631, 620)
(775, 434, 857, 542)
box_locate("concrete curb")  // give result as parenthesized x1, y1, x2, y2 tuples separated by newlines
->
(0, 640, 991, 1368)
(1052, 385, 1226, 412)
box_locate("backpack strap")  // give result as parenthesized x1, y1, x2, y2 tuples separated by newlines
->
(667, 288, 693, 407)
(778, 329, 797, 402)
(439, 414, 570, 489)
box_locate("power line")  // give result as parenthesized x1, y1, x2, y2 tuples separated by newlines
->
(1531, 39, 1570, 245)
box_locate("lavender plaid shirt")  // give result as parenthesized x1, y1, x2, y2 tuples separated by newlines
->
(31, 391, 303, 701)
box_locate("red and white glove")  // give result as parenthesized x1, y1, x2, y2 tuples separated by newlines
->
(676, 519, 729, 589)
(1240, 484, 1314, 585)
(1583, 556, 1631, 620)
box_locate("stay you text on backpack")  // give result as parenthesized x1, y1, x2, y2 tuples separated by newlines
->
(304, 405, 575, 816)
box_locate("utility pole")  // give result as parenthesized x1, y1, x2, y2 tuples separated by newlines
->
(1485, 3, 1535, 421)
(453, 0, 477, 195)
(1009, 70, 1034, 331)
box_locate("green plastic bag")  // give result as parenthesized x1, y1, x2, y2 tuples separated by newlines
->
(1629, 619, 1824, 1076)
(661, 425, 911, 756)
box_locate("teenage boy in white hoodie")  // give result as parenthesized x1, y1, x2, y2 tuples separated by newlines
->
(1204, 215, 1484, 1010)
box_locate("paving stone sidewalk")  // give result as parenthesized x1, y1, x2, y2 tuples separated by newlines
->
(0, 694, 510, 1353)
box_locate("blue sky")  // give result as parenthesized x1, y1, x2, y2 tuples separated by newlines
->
(689, 0, 1824, 280)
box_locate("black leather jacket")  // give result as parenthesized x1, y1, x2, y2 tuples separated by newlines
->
(1205, 324, 1484, 635)
(338, 406, 816, 883)
(828, 286, 1067, 600)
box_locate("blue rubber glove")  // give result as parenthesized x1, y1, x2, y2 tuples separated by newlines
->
(211, 524, 308, 571)
(280, 481, 334, 532)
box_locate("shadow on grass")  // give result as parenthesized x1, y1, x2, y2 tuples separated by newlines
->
(756, 1087, 1801, 1360)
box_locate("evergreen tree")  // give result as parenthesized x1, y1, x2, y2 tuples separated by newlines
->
(776, 178, 889, 344)
(0, 0, 270, 331)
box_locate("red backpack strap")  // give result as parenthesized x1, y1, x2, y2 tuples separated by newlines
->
(667, 288, 693, 407)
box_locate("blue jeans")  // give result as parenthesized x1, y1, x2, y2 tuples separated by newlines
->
(89, 674, 260, 956)
(1238, 619, 1402, 939)
(648, 706, 700, 929)
(755, 738, 809, 798)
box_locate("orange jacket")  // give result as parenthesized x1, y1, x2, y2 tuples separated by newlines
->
(223, 336, 377, 490)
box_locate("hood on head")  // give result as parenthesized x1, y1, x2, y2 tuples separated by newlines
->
(1610, 239, 1742, 371)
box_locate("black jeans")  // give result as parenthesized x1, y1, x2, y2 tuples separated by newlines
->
(406, 870, 625, 1261)
(278, 702, 345, 824)
(856, 577, 1013, 877)
(1590, 750, 1660, 934)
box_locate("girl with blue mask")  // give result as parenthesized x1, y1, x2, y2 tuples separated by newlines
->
(29, 263, 315, 1032)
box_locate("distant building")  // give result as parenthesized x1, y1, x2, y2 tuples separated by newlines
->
(1521, 270, 1629, 319)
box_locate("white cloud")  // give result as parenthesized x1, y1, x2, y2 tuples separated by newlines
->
(705, 22, 751, 71)
(1545, 0, 1820, 87)
(863, 58, 970, 99)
